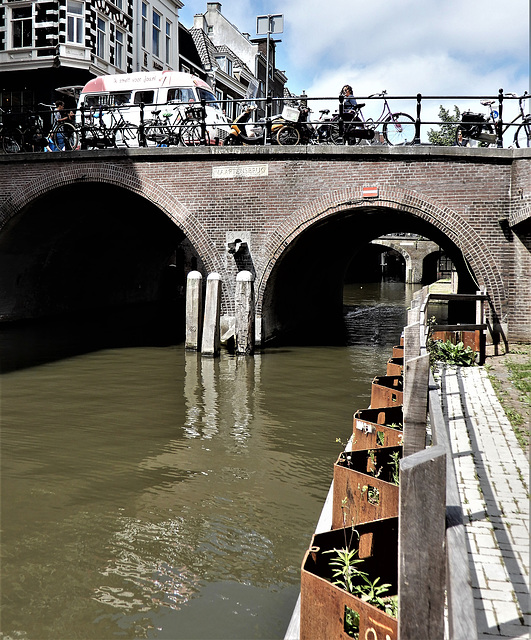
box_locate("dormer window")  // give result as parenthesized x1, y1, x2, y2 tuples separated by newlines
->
(215, 56, 232, 76)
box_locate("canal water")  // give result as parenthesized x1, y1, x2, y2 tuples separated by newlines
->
(0, 282, 419, 640)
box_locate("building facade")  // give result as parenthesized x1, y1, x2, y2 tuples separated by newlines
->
(191, 2, 287, 118)
(0, 0, 182, 113)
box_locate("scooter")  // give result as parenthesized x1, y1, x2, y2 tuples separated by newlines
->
(225, 105, 264, 145)
(225, 104, 284, 145)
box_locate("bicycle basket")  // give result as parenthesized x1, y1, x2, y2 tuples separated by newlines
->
(281, 106, 300, 122)
(185, 105, 204, 120)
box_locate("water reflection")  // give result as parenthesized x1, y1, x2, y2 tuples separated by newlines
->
(0, 282, 418, 639)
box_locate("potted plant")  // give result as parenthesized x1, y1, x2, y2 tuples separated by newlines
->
(332, 446, 401, 530)
(352, 406, 403, 450)
(300, 517, 398, 639)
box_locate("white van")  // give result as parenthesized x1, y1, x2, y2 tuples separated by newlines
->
(77, 71, 230, 146)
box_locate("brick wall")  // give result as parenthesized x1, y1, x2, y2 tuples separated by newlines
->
(0, 146, 529, 343)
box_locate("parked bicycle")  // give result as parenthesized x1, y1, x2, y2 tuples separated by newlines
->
(0, 108, 56, 153)
(39, 103, 79, 151)
(329, 90, 416, 146)
(81, 105, 137, 149)
(140, 103, 208, 147)
(455, 91, 530, 148)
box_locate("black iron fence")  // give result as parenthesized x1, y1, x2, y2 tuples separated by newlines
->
(0, 90, 529, 152)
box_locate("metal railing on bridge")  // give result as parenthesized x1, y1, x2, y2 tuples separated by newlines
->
(0, 90, 529, 153)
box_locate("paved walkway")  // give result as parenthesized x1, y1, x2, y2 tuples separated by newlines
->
(437, 365, 530, 639)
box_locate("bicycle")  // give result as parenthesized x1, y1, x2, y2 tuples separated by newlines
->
(140, 103, 209, 147)
(79, 104, 137, 149)
(329, 90, 416, 146)
(455, 92, 530, 148)
(0, 109, 23, 153)
(39, 103, 79, 151)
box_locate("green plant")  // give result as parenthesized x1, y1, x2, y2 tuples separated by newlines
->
(427, 105, 461, 146)
(389, 450, 400, 486)
(430, 339, 477, 367)
(324, 546, 367, 594)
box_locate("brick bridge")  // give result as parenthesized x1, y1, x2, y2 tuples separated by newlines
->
(0, 145, 529, 344)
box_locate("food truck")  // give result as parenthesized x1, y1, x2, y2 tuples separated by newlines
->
(77, 71, 230, 145)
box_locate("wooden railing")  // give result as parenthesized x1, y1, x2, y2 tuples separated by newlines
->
(286, 285, 482, 639)
(398, 286, 479, 639)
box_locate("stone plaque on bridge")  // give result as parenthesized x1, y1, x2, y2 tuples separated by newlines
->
(212, 165, 268, 179)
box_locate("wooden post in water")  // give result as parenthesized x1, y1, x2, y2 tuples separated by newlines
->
(185, 271, 203, 351)
(399, 444, 446, 640)
(235, 270, 255, 355)
(202, 273, 222, 357)
(403, 353, 430, 456)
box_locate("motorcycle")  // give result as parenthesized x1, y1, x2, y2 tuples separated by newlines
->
(455, 102, 498, 147)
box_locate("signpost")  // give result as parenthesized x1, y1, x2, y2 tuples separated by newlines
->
(256, 14, 283, 106)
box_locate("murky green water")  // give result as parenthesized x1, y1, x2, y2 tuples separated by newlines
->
(0, 283, 419, 640)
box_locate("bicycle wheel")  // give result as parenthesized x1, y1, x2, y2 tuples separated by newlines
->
(180, 123, 209, 146)
(276, 124, 301, 146)
(514, 121, 531, 148)
(115, 122, 138, 147)
(329, 122, 344, 145)
(142, 120, 169, 146)
(1, 129, 23, 153)
(455, 125, 469, 147)
(383, 112, 415, 145)
(52, 123, 79, 151)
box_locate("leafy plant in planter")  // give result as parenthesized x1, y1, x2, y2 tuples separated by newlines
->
(300, 518, 399, 640)
(325, 544, 398, 637)
(332, 446, 402, 529)
(430, 339, 477, 367)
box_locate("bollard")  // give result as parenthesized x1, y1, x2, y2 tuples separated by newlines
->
(202, 273, 221, 357)
(235, 270, 255, 355)
(185, 270, 203, 351)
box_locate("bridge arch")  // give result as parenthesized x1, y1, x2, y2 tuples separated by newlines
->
(258, 186, 507, 343)
(0, 162, 224, 278)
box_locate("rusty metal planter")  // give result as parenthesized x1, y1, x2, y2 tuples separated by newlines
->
(332, 446, 401, 529)
(386, 357, 403, 376)
(352, 406, 403, 450)
(370, 375, 403, 408)
(300, 518, 398, 640)
(392, 344, 404, 358)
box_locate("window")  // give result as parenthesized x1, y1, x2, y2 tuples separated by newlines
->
(167, 88, 195, 103)
(96, 17, 106, 59)
(215, 56, 232, 76)
(115, 29, 124, 69)
(112, 0, 123, 9)
(133, 90, 154, 104)
(12, 5, 33, 48)
(165, 20, 171, 64)
(67, 1, 84, 44)
(141, 2, 147, 49)
(152, 10, 161, 58)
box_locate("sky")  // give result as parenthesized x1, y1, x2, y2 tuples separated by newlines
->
(179, 0, 530, 127)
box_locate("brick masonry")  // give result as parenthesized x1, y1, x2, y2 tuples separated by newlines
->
(0, 146, 529, 342)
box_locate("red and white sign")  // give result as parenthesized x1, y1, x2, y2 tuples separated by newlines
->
(362, 186, 379, 198)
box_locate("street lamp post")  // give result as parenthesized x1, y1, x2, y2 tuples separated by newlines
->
(256, 14, 283, 109)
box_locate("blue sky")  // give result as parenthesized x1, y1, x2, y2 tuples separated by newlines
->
(180, 0, 530, 126)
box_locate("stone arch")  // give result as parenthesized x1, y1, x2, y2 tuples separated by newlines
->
(370, 240, 412, 281)
(0, 162, 224, 277)
(256, 185, 507, 316)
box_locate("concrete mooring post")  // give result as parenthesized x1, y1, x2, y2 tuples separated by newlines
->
(185, 270, 203, 351)
(202, 273, 222, 357)
(235, 270, 255, 355)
